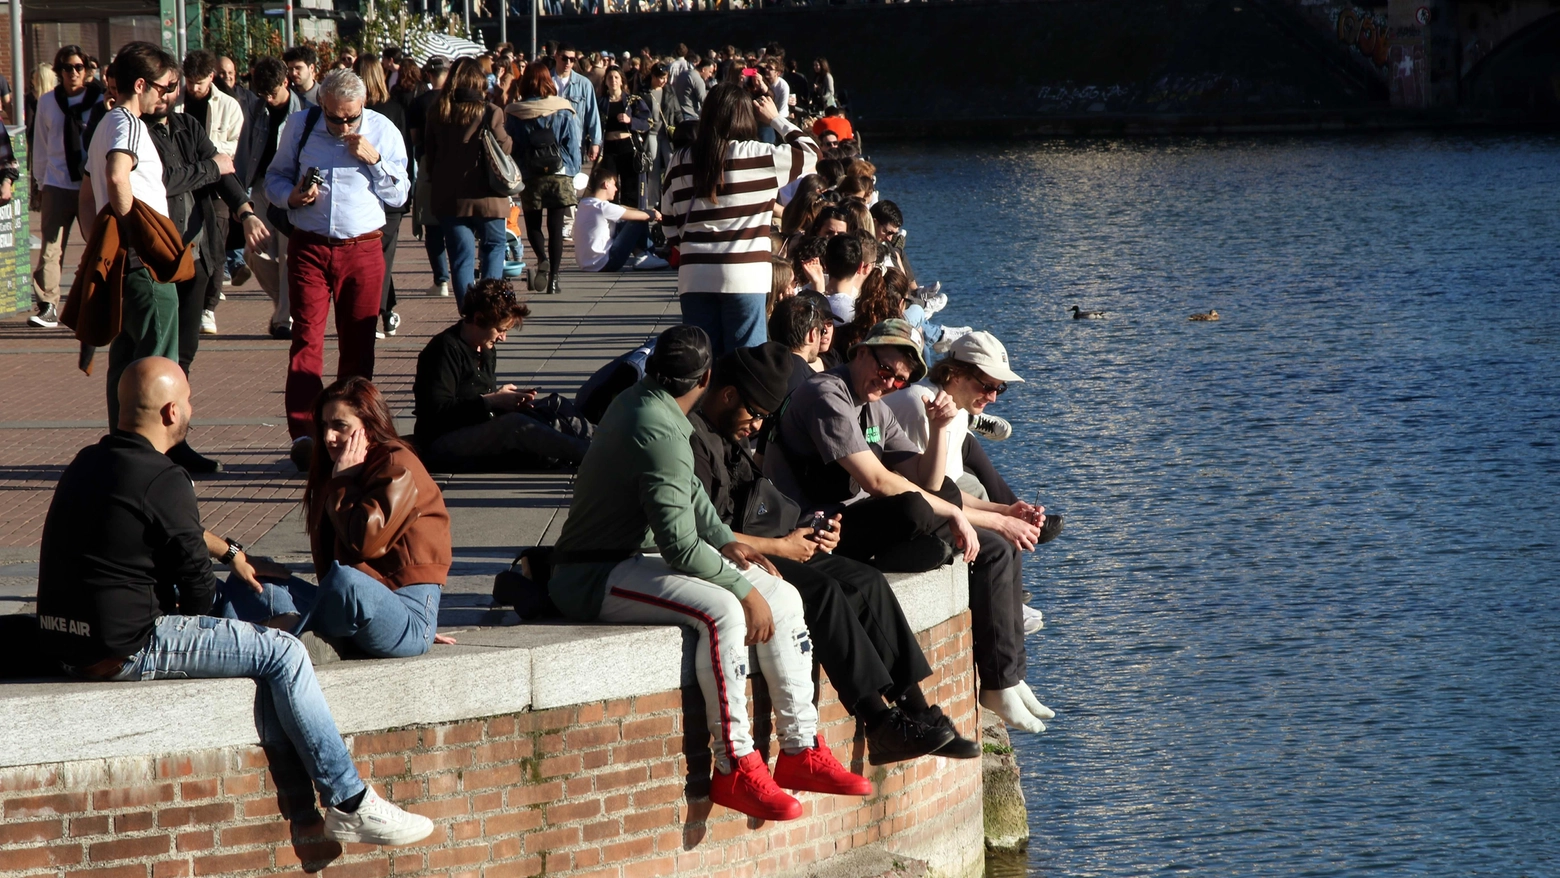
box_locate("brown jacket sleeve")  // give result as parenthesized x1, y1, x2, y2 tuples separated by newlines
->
(488, 104, 512, 155)
(326, 461, 421, 561)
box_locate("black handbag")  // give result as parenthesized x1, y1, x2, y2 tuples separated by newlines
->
(733, 444, 799, 539)
(491, 547, 560, 621)
(265, 108, 322, 237)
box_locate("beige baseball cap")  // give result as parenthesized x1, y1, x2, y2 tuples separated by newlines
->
(946, 331, 1023, 383)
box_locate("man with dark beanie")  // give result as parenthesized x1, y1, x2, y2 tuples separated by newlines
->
(548, 325, 870, 824)
(689, 342, 980, 764)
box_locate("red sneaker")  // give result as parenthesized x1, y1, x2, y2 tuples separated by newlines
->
(709, 751, 803, 821)
(772, 735, 873, 796)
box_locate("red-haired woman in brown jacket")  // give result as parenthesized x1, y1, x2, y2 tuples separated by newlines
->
(215, 377, 454, 657)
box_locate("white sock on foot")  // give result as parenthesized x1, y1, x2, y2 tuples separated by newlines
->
(1017, 682, 1056, 720)
(980, 687, 1047, 734)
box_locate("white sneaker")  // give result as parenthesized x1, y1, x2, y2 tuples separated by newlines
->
(200, 310, 218, 335)
(932, 325, 973, 355)
(324, 786, 433, 846)
(561, 220, 574, 240)
(1022, 604, 1044, 635)
(429, 281, 451, 297)
(633, 253, 669, 270)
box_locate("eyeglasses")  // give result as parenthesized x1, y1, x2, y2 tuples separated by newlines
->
(147, 78, 179, 96)
(559, 54, 578, 63)
(324, 112, 362, 126)
(61, 63, 86, 73)
(868, 347, 909, 390)
(971, 375, 1007, 397)
(738, 393, 770, 422)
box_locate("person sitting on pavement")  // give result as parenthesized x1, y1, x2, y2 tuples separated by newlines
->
(689, 342, 981, 765)
(549, 325, 871, 823)
(822, 232, 875, 325)
(762, 319, 1056, 734)
(215, 376, 455, 659)
(573, 159, 668, 272)
(412, 278, 593, 470)
(766, 295, 832, 392)
(34, 357, 433, 846)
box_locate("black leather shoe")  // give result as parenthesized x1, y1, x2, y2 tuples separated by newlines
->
(547, 275, 562, 296)
(866, 707, 956, 766)
(167, 441, 222, 475)
(917, 706, 981, 759)
(1037, 514, 1063, 545)
(268, 322, 292, 340)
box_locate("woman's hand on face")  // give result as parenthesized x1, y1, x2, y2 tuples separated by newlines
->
(332, 428, 369, 476)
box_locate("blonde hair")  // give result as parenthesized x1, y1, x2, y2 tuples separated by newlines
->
(353, 56, 390, 105)
(32, 63, 57, 99)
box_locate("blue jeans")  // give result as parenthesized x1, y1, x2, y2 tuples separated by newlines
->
(216, 563, 441, 659)
(441, 216, 506, 308)
(107, 615, 363, 808)
(597, 220, 649, 272)
(423, 222, 449, 284)
(679, 292, 768, 358)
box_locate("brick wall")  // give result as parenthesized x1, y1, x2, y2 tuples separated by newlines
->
(0, 612, 981, 878)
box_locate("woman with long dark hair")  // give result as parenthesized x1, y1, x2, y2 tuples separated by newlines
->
(660, 83, 819, 356)
(425, 57, 514, 310)
(505, 61, 582, 296)
(597, 68, 636, 205)
(812, 57, 836, 109)
(215, 378, 453, 658)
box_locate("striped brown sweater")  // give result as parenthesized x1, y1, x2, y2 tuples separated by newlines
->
(660, 118, 819, 296)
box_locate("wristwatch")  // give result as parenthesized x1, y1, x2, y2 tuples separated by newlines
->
(219, 538, 244, 566)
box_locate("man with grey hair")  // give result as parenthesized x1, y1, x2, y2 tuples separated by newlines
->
(264, 68, 409, 469)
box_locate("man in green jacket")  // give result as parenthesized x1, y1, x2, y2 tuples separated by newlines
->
(550, 326, 870, 823)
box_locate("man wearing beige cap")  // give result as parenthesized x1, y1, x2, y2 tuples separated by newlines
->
(764, 319, 1055, 735)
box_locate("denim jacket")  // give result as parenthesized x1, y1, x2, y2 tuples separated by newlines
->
(503, 97, 583, 180)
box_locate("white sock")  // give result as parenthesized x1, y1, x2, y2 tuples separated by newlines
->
(980, 686, 1047, 734)
(1017, 682, 1056, 720)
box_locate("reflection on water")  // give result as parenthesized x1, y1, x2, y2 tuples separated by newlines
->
(873, 135, 1560, 877)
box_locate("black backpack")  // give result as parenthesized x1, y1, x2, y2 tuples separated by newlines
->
(523, 115, 565, 176)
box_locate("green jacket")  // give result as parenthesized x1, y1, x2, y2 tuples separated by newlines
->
(549, 377, 747, 620)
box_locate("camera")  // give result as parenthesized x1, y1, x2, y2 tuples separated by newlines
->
(303, 167, 325, 189)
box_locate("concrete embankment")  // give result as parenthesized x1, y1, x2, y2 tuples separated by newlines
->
(0, 269, 1021, 878)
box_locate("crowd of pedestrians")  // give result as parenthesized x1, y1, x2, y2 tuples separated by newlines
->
(23, 34, 1062, 841)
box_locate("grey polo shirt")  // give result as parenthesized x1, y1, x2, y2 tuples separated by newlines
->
(763, 365, 917, 519)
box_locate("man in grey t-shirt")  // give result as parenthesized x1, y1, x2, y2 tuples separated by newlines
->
(763, 318, 1056, 735)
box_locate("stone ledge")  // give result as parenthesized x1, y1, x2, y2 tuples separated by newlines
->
(0, 563, 968, 769)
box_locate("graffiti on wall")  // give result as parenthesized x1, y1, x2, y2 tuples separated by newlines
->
(1336, 6, 1392, 67)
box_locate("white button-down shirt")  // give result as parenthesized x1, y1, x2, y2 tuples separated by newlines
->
(263, 106, 409, 240)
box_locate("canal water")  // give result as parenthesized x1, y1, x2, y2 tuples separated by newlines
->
(873, 134, 1560, 876)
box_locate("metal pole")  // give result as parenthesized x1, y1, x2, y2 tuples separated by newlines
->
(499, 0, 506, 49)
(285, 1, 294, 47)
(175, 0, 187, 58)
(8, 0, 21, 127)
(529, 0, 536, 60)
(462, 0, 470, 37)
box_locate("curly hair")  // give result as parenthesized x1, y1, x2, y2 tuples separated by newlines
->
(462, 278, 531, 330)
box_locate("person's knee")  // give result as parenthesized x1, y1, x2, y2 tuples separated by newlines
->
(764, 579, 807, 625)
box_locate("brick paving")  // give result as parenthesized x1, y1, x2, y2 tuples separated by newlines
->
(0, 215, 679, 559)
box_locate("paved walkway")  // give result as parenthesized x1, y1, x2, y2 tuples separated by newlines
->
(0, 216, 681, 619)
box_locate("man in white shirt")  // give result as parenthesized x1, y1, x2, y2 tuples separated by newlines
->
(573, 162, 665, 273)
(264, 69, 408, 468)
(78, 41, 181, 429)
(28, 45, 103, 328)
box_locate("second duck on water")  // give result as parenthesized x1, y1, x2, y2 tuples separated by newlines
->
(1189, 309, 1220, 321)
(1070, 306, 1107, 319)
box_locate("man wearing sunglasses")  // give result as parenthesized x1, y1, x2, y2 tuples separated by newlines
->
(764, 319, 1054, 736)
(264, 69, 408, 469)
(689, 342, 981, 767)
(551, 44, 600, 163)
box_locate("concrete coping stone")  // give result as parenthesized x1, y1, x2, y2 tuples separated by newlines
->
(0, 564, 968, 769)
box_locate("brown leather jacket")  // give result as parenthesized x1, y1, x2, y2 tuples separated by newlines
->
(308, 440, 452, 590)
(61, 200, 195, 352)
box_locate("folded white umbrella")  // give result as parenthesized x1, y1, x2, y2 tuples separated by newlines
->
(409, 32, 488, 65)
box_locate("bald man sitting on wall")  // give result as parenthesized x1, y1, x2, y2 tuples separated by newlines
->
(33, 356, 434, 847)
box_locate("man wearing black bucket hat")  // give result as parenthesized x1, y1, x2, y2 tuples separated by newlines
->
(548, 325, 870, 824)
(763, 319, 1056, 735)
(689, 342, 981, 765)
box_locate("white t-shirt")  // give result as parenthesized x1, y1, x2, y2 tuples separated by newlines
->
(574, 196, 628, 272)
(86, 107, 168, 218)
(882, 383, 967, 482)
(826, 291, 856, 325)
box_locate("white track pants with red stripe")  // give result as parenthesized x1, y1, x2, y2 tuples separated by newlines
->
(598, 553, 818, 774)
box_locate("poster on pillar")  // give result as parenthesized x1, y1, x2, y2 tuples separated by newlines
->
(1387, 0, 1431, 107)
(0, 125, 32, 319)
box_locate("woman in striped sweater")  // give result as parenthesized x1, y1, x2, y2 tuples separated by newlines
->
(661, 83, 819, 356)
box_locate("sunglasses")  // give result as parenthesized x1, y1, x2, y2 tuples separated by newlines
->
(324, 112, 362, 126)
(61, 63, 86, 73)
(971, 375, 1007, 397)
(559, 54, 578, 63)
(738, 393, 770, 421)
(147, 78, 179, 96)
(868, 347, 909, 390)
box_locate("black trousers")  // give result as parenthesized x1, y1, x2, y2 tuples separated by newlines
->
(835, 489, 1027, 692)
(962, 434, 1018, 506)
(768, 552, 932, 712)
(176, 256, 211, 375)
